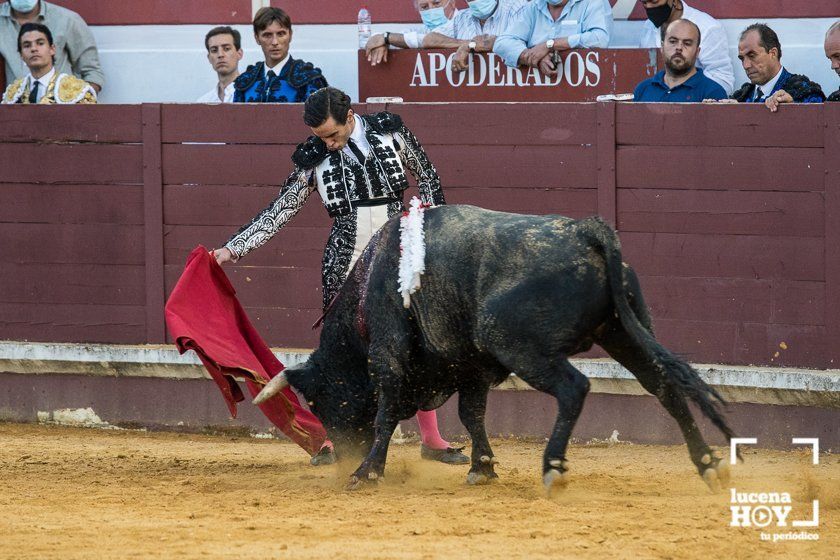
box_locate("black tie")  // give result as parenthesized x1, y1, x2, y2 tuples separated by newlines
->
(755, 87, 764, 102)
(347, 138, 367, 164)
(266, 69, 276, 81)
(28, 80, 39, 103)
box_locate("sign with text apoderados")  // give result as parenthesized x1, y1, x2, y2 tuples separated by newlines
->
(359, 48, 659, 102)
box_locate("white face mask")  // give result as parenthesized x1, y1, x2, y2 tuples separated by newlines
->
(10, 0, 39, 13)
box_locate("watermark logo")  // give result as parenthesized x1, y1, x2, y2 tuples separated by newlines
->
(729, 438, 820, 542)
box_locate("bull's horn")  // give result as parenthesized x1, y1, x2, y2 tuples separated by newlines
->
(253, 373, 290, 405)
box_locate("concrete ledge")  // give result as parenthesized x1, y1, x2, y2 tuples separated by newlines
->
(1, 341, 838, 408)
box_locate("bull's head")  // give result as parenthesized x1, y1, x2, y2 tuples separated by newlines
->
(254, 357, 377, 456)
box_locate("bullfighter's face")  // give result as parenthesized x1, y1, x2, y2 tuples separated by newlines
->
(256, 21, 291, 69)
(310, 110, 355, 152)
(738, 30, 782, 86)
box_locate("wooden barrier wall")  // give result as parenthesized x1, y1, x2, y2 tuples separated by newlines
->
(1, 102, 838, 370)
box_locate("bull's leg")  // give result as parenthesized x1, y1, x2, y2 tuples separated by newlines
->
(598, 325, 729, 491)
(514, 358, 590, 497)
(347, 398, 401, 491)
(457, 385, 497, 485)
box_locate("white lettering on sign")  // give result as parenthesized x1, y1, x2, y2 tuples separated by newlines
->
(409, 52, 603, 88)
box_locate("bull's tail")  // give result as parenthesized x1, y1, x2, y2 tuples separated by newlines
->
(580, 218, 736, 443)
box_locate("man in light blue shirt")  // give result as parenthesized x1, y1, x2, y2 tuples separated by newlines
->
(494, 0, 613, 71)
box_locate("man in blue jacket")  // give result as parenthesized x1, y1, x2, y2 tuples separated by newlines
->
(633, 19, 726, 103)
(730, 23, 825, 111)
(234, 7, 327, 103)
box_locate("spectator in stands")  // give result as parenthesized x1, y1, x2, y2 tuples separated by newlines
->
(234, 7, 327, 103)
(730, 24, 825, 111)
(494, 0, 613, 75)
(633, 19, 725, 103)
(637, 0, 733, 94)
(825, 21, 840, 102)
(2, 22, 96, 104)
(0, 0, 103, 93)
(197, 26, 243, 103)
(419, 0, 528, 72)
(365, 0, 460, 66)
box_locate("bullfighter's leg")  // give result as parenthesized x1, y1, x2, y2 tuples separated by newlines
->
(457, 384, 497, 485)
(597, 325, 730, 491)
(507, 357, 590, 496)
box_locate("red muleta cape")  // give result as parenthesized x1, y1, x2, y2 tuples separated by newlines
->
(164, 246, 326, 456)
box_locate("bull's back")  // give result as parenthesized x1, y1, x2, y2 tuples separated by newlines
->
(406, 205, 612, 355)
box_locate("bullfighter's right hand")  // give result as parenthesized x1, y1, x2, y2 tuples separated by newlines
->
(212, 247, 233, 266)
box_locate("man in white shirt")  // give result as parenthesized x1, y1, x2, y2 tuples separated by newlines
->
(637, 0, 734, 94)
(196, 26, 243, 103)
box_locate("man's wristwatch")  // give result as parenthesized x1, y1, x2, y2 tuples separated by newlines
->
(468, 40, 477, 54)
(383, 31, 390, 46)
(546, 39, 555, 51)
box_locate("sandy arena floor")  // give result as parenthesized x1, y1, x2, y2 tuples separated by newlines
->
(0, 422, 835, 559)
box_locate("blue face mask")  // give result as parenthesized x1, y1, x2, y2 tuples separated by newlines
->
(467, 0, 497, 19)
(420, 7, 449, 30)
(10, 0, 39, 12)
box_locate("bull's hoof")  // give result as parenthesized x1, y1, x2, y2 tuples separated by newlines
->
(466, 471, 489, 485)
(543, 468, 569, 497)
(700, 452, 730, 494)
(346, 475, 364, 491)
(466, 469, 498, 486)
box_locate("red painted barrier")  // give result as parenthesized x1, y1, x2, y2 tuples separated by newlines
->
(1, 102, 838, 371)
(359, 48, 657, 102)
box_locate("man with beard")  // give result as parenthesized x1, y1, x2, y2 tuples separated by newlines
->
(637, 0, 733, 94)
(825, 21, 840, 102)
(633, 19, 725, 103)
(729, 23, 825, 112)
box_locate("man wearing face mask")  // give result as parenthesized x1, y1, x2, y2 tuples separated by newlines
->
(0, 0, 103, 93)
(494, 0, 613, 74)
(638, 0, 734, 95)
(419, 0, 528, 72)
(825, 21, 840, 102)
(212, 87, 468, 467)
(728, 23, 825, 112)
(365, 0, 460, 66)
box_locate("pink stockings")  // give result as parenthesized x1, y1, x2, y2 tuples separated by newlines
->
(416, 409, 450, 450)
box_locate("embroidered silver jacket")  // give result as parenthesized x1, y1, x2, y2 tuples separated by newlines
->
(223, 112, 445, 309)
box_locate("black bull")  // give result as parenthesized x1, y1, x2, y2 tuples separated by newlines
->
(255, 205, 735, 493)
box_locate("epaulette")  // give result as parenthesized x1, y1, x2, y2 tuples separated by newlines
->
(287, 58, 327, 89)
(2, 77, 26, 104)
(828, 89, 840, 102)
(364, 111, 403, 134)
(292, 135, 329, 168)
(55, 74, 96, 104)
(730, 82, 753, 102)
(783, 74, 826, 102)
(234, 62, 263, 92)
